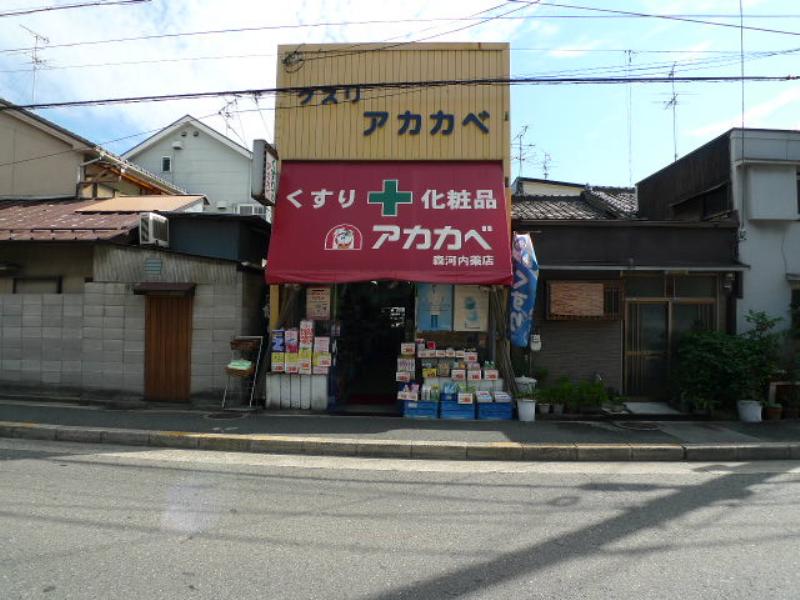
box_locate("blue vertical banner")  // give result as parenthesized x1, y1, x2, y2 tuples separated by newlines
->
(509, 233, 539, 348)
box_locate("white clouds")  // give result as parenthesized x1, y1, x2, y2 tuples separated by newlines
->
(688, 85, 800, 138)
(0, 0, 534, 152)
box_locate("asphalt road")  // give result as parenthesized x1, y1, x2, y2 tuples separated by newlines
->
(2, 439, 800, 600)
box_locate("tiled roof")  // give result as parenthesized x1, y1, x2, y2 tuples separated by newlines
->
(0, 198, 140, 242)
(512, 186, 638, 221)
(75, 195, 205, 213)
(512, 194, 609, 220)
(588, 187, 638, 216)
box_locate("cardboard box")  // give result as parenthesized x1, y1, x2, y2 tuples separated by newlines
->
(422, 367, 438, 379)
(299, 320, 314, 348)
(467, 370, 482, 381)
(313, 336, 330, 353)
(313, 352, 332, 367)
(284, 329, 299, 354)
(396, 371, 412, 382)
(451, 369, 466, 381)
(400, 343, 416, 357)
(465, 351, 478, 363)
(476, 390, 493, 403)
(457, 392, 474, 404)
(271, 330, 285, 352)
(484, 369, 499, 381)
(271, 352, 285, 372)
(397, 358, 416, 372)
(494, 391, 512, 403)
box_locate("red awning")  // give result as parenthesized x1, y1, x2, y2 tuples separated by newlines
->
(266, 161, 512, 285)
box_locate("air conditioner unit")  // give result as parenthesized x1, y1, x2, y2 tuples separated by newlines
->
(139, 212, 169, 247)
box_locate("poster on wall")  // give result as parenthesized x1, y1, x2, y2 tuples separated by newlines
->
(416, 283, 453, 331)
(453, 285, 489, 331)
(306, 286, 331, 320)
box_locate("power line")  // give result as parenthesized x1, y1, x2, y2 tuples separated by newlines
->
(512, 0, 800, 38)
(0, 0, 149, 18)
(3, 74, 798, 112)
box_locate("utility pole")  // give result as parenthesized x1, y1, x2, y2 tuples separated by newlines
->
(20, 25, 49, 103)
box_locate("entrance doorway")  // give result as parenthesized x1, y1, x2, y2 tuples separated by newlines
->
(144, 295, 193, 402)
(335, 282, 414, 411)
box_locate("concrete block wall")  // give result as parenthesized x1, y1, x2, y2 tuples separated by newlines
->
(81, 282, 145, 395)
(0, 293, 85, 393)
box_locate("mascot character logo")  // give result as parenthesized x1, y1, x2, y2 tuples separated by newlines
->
(324, 224, 363, 251)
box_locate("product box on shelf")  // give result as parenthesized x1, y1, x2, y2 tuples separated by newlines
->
(396, 371, 413, 382)
(271, 352, 285, 372)
(312, 365, 329, 375)
(313, 351, 332, 367)
(400, 343, 416, 357)
(435, 349, 446, 358)
(271, 330, 285, 352)
(475, 390, 493, 403)
(422, 367, 438, 379)
(465, 351, 478, 363)
(493, 391, 513, 403)
(397, 390, 419, 401)
(313, 336, 330, 353)
(397, 358, 416, 372)
(299, 320, 314, 348)
(484, 369, 499, 381)
(445, 348, 456, 358)
(457, 392, 474, 404)
(467, 370, 482, 381)
(284, 329, 299, 354)
(451, 369, 466, 381)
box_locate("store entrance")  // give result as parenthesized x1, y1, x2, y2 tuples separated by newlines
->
(335, 282, 414, 412)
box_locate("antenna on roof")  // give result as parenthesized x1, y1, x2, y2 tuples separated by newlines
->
(625, 49, 634, 185)
(664, 62, 679, 163)
(19, 25, 49, 103)
(542, 152, 552, 180)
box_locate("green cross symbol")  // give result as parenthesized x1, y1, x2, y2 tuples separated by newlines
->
(368, 179, 413, 217)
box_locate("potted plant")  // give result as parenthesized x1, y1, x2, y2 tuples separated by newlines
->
(516, 378, 537, 422)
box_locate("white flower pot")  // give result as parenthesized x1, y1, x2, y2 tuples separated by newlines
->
(518, 399, 536, 422)
(737, 400, 762, 423)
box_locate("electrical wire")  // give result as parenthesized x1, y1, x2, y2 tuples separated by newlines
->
(0, 0, 149, 18)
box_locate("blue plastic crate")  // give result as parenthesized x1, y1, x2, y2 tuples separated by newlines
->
(403, 400, 439, 419)
(439, 401, 476, 420)
(477, 402, 515, 420)
(440, 392, 457, 403)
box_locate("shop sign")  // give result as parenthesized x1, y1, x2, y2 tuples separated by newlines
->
(453, 285, 489, 332)
(306, 286, 331, 320)
(509, 233, 539, 348)
(266, 161, 512, 285)
(416, 284, 453, 332)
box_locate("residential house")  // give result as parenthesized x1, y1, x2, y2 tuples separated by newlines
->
(512, 179, 744, 398)
(122, 115, 269, 220)
(637, 128, 800, 333)
(0, 98, 184, 199)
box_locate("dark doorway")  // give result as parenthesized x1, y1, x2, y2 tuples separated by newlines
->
(335, 282, 414, 412)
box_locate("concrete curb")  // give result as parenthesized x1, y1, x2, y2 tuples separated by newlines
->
(1, 421, 798, 462)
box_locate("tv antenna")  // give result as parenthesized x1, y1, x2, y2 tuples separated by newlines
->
(664, 62, 679, 162)
(512, 125, 535, 177)
(20, 25, 49, 103)
(541, 152, 552, 180)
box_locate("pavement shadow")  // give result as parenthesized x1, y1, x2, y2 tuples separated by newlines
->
(363, 463, 792, 600)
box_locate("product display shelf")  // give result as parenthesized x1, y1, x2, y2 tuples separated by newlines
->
(476, 402, 515, 420)
(439, 399, 476, 420)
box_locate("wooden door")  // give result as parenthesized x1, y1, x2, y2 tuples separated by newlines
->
(145, 295, 193, 402)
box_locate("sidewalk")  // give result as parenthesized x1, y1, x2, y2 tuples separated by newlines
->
(2, 398, 800, 461)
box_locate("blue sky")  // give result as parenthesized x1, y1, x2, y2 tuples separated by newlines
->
(1, 0, 799, 186)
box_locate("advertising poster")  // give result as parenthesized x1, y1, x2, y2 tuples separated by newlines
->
(453, 285, 489, 332)
(416, 283, 453, 331)
(509, 233, 539, 348)
(306, 286, 331, 320)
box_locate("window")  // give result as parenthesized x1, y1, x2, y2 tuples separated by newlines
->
(161, 156, 171, 172)
(13, 277, 61, 294)
(674, 275, 717, 298)
(546, 281, 621, 320)
(625, 275, 664, 298)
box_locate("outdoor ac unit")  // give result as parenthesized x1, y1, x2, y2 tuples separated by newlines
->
(139, 212, 169, 247)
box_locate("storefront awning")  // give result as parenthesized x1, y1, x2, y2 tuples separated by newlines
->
(266, 161, 512, 285)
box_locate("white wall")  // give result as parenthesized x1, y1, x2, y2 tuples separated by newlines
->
(127, 123, 253, 214)
(730, 130, 800, 332)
